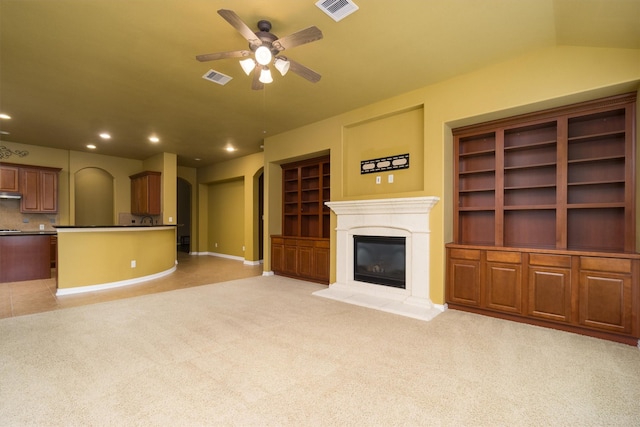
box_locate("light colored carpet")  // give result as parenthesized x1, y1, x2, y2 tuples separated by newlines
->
(1, 275, 639, 426)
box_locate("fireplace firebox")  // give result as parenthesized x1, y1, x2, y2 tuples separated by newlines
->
(354, 235, 406, 289)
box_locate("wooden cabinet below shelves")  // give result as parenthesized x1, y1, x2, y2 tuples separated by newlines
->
(446, 244, 640, 345)
(271, 236, 329, 284)
(130, 171, 161, 215)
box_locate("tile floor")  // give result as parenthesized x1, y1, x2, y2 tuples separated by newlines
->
(0, 252, 264, 319)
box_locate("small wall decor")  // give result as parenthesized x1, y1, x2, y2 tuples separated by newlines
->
(0, 146, 29, 160)
(361, 153, 409, 174)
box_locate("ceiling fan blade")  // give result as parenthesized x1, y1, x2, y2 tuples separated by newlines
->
(217, 9, 261, 47)
(287, 59, 321, 83)
(272, 26, 323, 51)
(196, 50, 251, 62)
(251, 68, 264, 90)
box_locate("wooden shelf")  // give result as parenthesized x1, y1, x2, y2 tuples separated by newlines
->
(453, 94, 635, 253)
(448, 93, 638, 345)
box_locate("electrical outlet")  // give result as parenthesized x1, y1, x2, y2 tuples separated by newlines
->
(169, 216, 173, 223)
(39, 224, 45, 230)
(215, 242, 218, 248)
(131, 260, 136, 268)
(388, 174, 394, 183)
(242, 246, 245, 251)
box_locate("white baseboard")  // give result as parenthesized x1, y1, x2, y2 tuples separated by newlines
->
(56, 266, 177, 296)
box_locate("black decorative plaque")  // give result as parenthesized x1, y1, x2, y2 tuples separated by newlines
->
(360, 153, 409, 174)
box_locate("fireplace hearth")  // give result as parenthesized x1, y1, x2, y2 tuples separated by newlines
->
(313, 197, 445, 321)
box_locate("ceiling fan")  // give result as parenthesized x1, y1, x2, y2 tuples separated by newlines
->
(196, 9, 323, 90)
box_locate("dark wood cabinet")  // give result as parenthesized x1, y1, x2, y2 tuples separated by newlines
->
(272, 155, 330, 283)
(447, 248, 481, 307)
(447, 93, 639, 345)
(130, 171, 161, 215)
(527, 253, 572, 323)
(0, 165, 20, 192)
(19, 166, 61, 213)
(484, 251, 522, 314)
(271, 236, 330, 283)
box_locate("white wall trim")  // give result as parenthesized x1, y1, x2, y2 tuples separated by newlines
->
(56, 266, 176, 296)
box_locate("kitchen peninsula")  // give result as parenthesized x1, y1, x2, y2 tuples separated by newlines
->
(0, 230, 56, 283)
(55, 225, 177, 295)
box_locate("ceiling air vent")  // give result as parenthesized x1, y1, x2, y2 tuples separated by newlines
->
(202, 69, 232, 85)
(315, 0, 359, 22)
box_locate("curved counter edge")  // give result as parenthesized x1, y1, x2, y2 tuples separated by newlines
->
(56, 265, 177, 296)
(56, 226, 177, 291)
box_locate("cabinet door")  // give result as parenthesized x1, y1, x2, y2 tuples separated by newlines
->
(20, 168, 41, 212)
(528, 266, 572, 323)
(484, 251, 522, 314)
(298, 243, 314, 278)
(485, 262, 522, 313)
(283, 243, 298, 276)
(0, 166, 19, 192)
(314, 242, 330, 282)
(39, 170, 58, 212)
(579, 271, 632, 334)
(447, 249, 481, 306)
(271, 241, 284, 273)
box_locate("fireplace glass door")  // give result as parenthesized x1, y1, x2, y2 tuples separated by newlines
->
(353, 235, 406, 289)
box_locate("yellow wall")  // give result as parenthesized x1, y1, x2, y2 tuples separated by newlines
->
(57, 227, 176, 289)
(208, 178, 244, 257)
(263, 45, 640, 305)
(344, 106, 424, 196)
(197, 152, 264, 261)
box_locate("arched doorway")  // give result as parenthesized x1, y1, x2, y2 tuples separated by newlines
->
(74, 167, 114, 226)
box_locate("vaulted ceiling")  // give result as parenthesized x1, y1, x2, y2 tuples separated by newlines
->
(1, 0, 638, 167)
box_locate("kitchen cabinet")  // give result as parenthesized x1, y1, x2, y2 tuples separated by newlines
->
(130, 171, 161, 215)
(0, 234, 53, 283)
(19, 166, 61, 213)
(0, 164, 20, 192)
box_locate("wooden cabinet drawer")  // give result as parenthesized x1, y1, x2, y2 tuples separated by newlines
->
(449, 248, 480, 260)
(580, 257, 632, 274)
(486, 250, 521, 264)
(529, 253, 571, 268)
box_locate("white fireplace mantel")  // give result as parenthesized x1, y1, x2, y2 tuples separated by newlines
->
(313, 196, 445, 321)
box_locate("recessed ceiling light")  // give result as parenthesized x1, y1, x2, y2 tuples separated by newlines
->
(86, 144, 97, 149)
(0, 131, 10, 135)
(225, 146, 236, 152)
(99, 132, 111, 139)
(0, 113, 11, 120)
(195, 158, 201, 161)
(149, 136, 160, 143)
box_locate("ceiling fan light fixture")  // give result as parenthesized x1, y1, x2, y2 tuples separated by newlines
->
(274, 58, 290, 76)
(239, 58, 256, 75)
(254, 46, 272, 66)
(259, 67, 273, 84)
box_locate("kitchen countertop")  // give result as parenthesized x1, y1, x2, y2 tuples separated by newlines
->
(0, 230, 57, 236)
(54, 225, 178, 228)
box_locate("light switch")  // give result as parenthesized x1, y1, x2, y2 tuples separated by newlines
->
(376, 176, 381, 184)
(388, 174, 394, 183)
